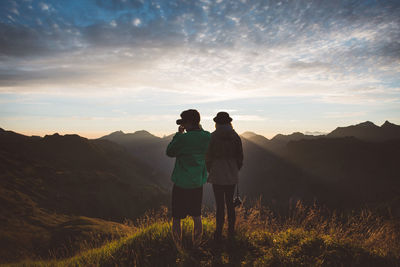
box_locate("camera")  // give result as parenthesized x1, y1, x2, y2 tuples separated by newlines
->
(176, 119, 183, 125)
(233, 196, 242, 207)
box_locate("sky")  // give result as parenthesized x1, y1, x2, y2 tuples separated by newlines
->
(0, 0, 399, 138)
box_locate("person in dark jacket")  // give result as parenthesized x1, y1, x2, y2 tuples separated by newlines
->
(166, 109, 211, 247)
(206, 111, 243, 241)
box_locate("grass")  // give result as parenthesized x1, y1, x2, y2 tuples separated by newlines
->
(4, 203, 400, 266)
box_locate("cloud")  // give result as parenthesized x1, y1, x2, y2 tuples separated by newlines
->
(132, 18, 141, 27)
(287, 61, 333, 72)
(0, 0, 398, 106)
(39, 2, 50, 11)
(323, 112, 367, 119)
(110, 20, 117, 27)
(11, 8, 19, 15)
(95, 0, 143, 11)
(232, 115, 265, 121)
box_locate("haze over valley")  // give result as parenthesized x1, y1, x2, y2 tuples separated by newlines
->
(1, 120, 399, 263)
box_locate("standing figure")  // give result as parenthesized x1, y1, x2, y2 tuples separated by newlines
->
(166, 109, 211, 247)
(206, 111, 243, 241)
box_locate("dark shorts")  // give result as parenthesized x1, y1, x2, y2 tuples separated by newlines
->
(171, 184, 203, 219)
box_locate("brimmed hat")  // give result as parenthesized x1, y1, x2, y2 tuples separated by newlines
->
(213, 111, 232, 124)
(176, 109, 201, 125)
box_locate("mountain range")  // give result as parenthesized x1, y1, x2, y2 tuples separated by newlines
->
(240, 121, 399, 213)
(242, 120, 400, 152)
(1, 120, 399, 263)
(327, 120, 400, 141)
(99, 121, 400, 212)
(99, 130, 174, 185)
(0, 128, 168, 262)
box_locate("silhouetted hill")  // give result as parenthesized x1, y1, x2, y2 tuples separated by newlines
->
(241, 131, 319, 154)
(99, 131, 174, 185)
(101, 130, 158, 144)
(272, 132, 316, 142)
(241, 129, 400, 213)
(239, 137, 331, 211)
(243, 121, 400, 154)
(241, 131, 263, 139)
(0, 129, 168, 262)
(327, 120, 400, 141)
(284, 137, 400, 212)
(3, 120, 400, 262)
(241, 131, 270, 147)
(98, 122, 400, 213)
(267, 132, 318, 152)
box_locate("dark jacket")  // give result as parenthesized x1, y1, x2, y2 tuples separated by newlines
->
(206, 124, 243, 185)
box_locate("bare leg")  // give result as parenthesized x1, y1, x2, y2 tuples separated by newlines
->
(172, 217, 182, 246)
(192, 216, 202, 247)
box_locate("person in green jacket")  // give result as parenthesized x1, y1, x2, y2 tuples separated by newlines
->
(166, 109, 211, 247)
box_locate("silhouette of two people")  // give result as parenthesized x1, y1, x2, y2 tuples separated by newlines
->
(166, 109, 243, 246)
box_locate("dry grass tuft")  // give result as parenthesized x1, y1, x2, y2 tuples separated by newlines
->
(7, 202, 400, 266)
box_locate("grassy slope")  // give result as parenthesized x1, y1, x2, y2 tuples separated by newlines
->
(8, 204, 400, 267)
(0, 130, 169, 262)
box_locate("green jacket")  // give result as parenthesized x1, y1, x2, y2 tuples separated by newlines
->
(166, 129, 211, 188)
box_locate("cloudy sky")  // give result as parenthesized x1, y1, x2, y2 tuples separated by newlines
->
(0, 0, 399, 138)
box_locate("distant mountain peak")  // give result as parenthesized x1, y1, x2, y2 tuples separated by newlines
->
(106, 130, 155, 138)
(272, 132, 305, 140)
(129, 130, 159, 140)
(109, 130, 125, 136)
(43, 132, 87, 141)
(44, 133, 60, 138)
(327, 120, 400, 141)
(241, 131, 258, 138)
(381, 120, 395, 128)
(100, 129, 159, 143)
(134, 130, 153, 136)
(357, 121, 377, 127)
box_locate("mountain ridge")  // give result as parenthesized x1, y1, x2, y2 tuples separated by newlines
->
(1, 120, 400, 263)
(93, 120, 400, 213)
(0, 129, 169, 262)
(327, 120, 400, 141)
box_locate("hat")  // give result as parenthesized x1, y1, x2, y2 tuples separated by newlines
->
(176, 109, 201, 125)
(213, 111, 232, 124)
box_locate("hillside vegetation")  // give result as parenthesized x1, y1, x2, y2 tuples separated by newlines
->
(11, 203, 400, 267)
(0, 129, 169, 262)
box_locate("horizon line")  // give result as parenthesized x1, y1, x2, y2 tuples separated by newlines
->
(1, 119, 398, 140)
